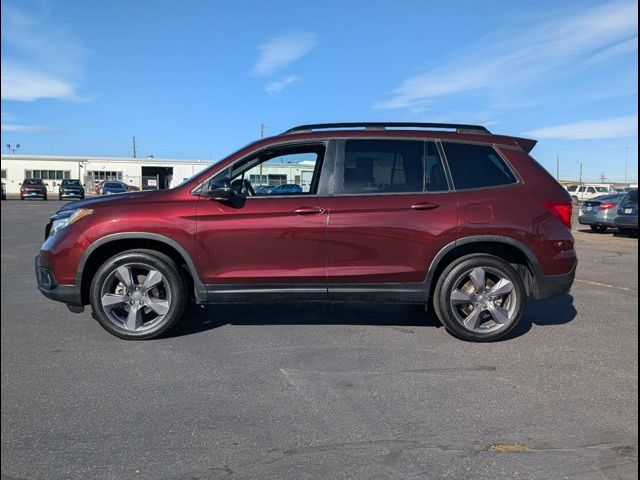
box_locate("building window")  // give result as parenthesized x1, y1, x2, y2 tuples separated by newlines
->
(1, 170, 6, 179)
(88, 170, 123, 181)
(24, 169, 71, 180)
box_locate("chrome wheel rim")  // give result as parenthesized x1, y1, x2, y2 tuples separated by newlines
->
(449, 266, 518, 334)
(100, 263, 172, 332)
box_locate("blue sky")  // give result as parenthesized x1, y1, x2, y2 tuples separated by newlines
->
(1, 0, 638, 182)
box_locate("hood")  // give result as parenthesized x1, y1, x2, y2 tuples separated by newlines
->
(58, 189, 164, 211)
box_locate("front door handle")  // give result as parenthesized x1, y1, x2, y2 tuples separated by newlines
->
(411, 202, 440, 211)
(293, 206, 325, 215)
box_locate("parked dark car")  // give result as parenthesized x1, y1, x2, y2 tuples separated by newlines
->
(256, 184, 304, 195)
(578, 193, 627, 233)
(615, 189, 638, 236)
(58, 179, 85, 200)
(20, 178, 48, 200)
(100, 181, 128, 195)
(36, 122, 576, 342)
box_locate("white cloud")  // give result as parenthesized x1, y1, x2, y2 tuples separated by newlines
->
(375, 0, 638, 110)
(1, 4, 89, 101)
(253, 31, 317, 77)
(525, 115, 638, 140)
(264, 75, 300, 94)
(1, 124, 61, 133)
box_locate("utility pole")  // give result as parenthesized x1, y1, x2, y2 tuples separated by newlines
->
(579, 162, 583, 183)
(260, 124, 265, 139)
(625, 147, 629, 185)
(599, 172, 606, 183)
(556, 155, 560, 180)
(132, 136, 137, 159)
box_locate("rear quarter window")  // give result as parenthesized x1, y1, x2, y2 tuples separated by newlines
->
(442, 142, 518, 190)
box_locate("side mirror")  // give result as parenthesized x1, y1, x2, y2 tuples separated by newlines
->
(207, 178, 233, 200)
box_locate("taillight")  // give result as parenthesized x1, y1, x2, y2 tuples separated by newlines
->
(542, 201, 573, 229)
(599, 202, 616, 211)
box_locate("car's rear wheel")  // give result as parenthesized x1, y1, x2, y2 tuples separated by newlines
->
(89, 249, 188, 340)
(590, 225, 608, 233)
(433, 255, 526, 342)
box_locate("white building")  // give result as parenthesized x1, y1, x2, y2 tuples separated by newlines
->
(0, 154, 212, 194)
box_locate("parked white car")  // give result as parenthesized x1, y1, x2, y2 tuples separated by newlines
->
(565, 184, 617, 203)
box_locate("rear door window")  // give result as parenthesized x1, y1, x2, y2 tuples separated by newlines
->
(442, 142, 518, 190)
(339, 140, 449, 194)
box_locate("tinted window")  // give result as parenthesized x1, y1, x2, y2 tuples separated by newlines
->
(626, 190, 638, 203)
(343, 140, 424, 194)
(23, 179, 44, 185)
(425, 142, 449, 192)
(62, 179, 81, 186)
(443, 143, 518, 190)
(567, 185, 578, 192)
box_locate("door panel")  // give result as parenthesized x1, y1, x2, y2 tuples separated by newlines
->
(196, 196, 328, 285)
(326, 192, 458, 284)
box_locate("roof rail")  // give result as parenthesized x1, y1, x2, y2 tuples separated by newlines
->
(282, 122, 491, 135)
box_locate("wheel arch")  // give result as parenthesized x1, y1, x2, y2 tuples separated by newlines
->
(426, 235, 543, 298)
(77, 233, 206, 305)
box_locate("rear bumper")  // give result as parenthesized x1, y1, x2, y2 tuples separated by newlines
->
(35, 255, 83, 306)
(578, 215, 617, 227)
(533, 262, 577, 300)
(614, 216, 638, 229)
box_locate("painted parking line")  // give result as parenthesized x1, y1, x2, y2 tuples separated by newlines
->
(575, 278, 635, 293)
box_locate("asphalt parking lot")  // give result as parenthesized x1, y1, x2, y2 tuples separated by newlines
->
(1, 199, 637, 480)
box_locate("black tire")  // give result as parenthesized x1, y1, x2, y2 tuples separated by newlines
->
(20, 196, 24, 201)
(58, 195, 63, 201)
(590, 225, 608, 233)
(433, 254, 526, 342)
(89, 249, 188, 340)
(43, 196, 47, 201)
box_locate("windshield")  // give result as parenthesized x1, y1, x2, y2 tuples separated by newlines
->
(595, 187, 609, 192)
(62, 179, 81, 186)
(104, 182, 124, 188)
(23, 179, 44, 185)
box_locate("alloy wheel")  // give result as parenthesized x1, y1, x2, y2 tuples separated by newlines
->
(449, 266, 519, 334)
(99, 263, 172, 332)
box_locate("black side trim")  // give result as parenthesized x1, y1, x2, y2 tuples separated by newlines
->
(424, 235, 546, 295)
(534, 264, 577, 300)
(203, 283, 428, 304)
(206, 284, 328, 303)
(76, 233, 207, 302)
(36, 255, 83, 306)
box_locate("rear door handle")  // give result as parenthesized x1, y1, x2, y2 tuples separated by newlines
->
(411, 202, 440, 211)
(293, 206, 325, 215)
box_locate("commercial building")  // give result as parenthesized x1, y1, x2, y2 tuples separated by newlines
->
(0, 154, 212, 194)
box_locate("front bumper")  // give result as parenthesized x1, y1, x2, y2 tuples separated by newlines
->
(35, 255, 83, 307)
(21, 191, 46, 197)
(59, 191, 84, 198)
(533, 262, 577, 300)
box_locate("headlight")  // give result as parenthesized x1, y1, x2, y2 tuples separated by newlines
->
(49, 208, 94, 236)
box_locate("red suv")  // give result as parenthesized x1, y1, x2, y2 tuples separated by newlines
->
(35, 123, 576, 341)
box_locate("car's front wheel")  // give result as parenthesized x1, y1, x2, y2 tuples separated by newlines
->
(89, 249, 188, 339)
(433, 255, 526, 342)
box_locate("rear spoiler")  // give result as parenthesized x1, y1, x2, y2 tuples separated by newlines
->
(512, 137, 537, 153)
